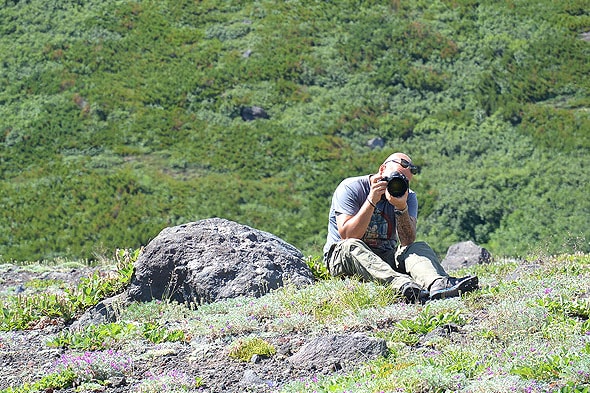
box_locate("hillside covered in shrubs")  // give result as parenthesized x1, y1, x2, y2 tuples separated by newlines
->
(0, 0, 589, 261)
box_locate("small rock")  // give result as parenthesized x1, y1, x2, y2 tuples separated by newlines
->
(367, 137, 385, 149)
(239, 369, 275, 389)
(287, 333, 388, 372)
(441, 241, 491, 272)
(241, 106, 269, 121)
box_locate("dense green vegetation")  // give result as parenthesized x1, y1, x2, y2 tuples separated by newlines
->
(1, 0, 589, 261)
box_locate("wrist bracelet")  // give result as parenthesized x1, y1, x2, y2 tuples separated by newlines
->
(395, 205, 408, 216)
(366, 198, 377, 209)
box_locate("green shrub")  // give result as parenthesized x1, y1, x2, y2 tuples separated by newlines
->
(0, 0, 589, 262)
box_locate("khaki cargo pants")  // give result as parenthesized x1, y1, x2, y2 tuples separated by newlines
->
(325, 239, 448, 291)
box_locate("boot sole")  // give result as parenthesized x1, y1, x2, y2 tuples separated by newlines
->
(430, 276, 479, 300)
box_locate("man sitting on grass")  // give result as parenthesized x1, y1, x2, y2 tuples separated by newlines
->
(323, 152, 478, 303)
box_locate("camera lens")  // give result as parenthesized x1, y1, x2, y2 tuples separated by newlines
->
(387, 177, 408, 197)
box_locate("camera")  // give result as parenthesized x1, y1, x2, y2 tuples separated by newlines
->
(381, 171, 409, 197)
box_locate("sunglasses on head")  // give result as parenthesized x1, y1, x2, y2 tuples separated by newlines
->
(384, 158, 420, 175)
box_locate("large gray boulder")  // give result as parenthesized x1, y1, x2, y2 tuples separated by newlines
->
(127, 218, 314, 304)
(441, 240, 491, 272)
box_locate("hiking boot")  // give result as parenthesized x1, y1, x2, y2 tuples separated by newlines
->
(429, 275, 479, 300)
(400, 282, 426, 304)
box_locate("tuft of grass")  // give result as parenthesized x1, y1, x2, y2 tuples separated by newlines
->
(228, 337, 277, 362)
(0, 369, 77, 393)
(395, 304, 466, 335)
(141, 322, 186, 344)
(511, 351, 581, 381)
(559, 384, 590, 393)
(47, 322, 135, 350)
(279, 278, 401, 323)
(385, 304, 466, 346)
(305, 255, 330, 280)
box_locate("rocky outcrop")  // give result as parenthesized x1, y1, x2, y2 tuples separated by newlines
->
(127, 218, 314, 305)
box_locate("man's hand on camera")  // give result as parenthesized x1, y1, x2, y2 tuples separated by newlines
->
(386, 189, 408, 211)
(368, 174, 387, 206)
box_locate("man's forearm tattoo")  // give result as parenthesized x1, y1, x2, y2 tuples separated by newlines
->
(396, 211, 416, 245)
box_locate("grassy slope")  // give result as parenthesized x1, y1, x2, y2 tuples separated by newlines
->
(0, 0, 589, 261)
(1, 253, 589, 392)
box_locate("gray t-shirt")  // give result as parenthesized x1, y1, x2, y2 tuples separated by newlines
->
(323, 175, 418, 257)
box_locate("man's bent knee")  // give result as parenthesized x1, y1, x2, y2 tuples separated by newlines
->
(327, 239, 373, 277)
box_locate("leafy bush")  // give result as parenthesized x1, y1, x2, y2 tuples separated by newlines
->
(47, 321, 186, 350)
(0, 248, 138, 330)
(0, 0, 588, 262)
